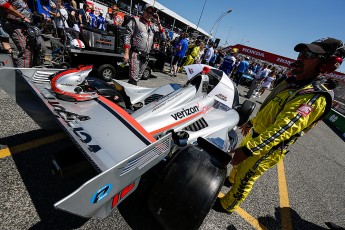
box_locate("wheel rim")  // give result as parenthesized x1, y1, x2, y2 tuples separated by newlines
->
(103, 69, 112, 78)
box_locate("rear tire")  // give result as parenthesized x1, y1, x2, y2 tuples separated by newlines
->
(97, 64, 116, 82)
(147, 144, 227, 230)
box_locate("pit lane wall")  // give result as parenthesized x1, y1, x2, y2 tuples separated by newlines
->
(324, 109, 345, 139)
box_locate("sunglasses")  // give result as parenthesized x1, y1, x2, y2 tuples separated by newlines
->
(298, 50, 320, 59)
(145, 10, 154, 15)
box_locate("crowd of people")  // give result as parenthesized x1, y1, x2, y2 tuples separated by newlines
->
(1, 1, 345, 228)
(0, 0, 128, 68)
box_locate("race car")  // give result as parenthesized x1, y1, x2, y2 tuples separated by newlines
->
(0, 63, 255, 229)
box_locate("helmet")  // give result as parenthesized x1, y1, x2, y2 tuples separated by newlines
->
(27, 25, 41, 40)
(70, 39, 85, 49)
(51, 65, 99, 101)
(229, 48, 239, 54)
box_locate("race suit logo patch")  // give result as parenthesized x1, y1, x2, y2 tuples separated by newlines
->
(297, 104, 313, 117)
(171, 105, 199, 120)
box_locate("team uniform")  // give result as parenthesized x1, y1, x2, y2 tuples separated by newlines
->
(220, 54, 236, 76)
(0, 0, 32, 67)
(220, 77, 332, 212)
(180, 44, 200, 68)
(97, 15, 106, 31)
(124, 16, 165, 82)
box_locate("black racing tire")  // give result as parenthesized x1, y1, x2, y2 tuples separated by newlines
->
(147, 144, 228, 230)
(97, 64, 116, 82)
(237, 100, 256, 126)
(141, 67, 151, 80)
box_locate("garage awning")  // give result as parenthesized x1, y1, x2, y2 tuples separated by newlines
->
(141, 0, 210, 37)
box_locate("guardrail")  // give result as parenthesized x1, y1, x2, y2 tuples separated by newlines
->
(323, 109, 345, 139)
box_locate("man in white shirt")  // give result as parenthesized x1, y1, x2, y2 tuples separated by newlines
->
(203, 41, 214, 65)
(246, 64, 271, 98)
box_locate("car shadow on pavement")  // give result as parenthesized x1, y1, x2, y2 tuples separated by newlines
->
(117, 164, 165, 230)
(5, 130, 93, 229)
(257, 207, 330, 230)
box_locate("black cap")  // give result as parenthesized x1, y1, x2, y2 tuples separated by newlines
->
(294, 37, 344, 56)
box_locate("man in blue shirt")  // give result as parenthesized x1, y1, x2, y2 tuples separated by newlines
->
(171, 33, 188, 77)
(234, 56, 250, 86)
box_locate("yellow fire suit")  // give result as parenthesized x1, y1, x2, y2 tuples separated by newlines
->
(180, 45, 200, 69)
(220, 78, 332, 212)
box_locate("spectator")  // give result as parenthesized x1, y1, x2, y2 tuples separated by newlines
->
(97, 12, 106, 31)
(0, 12, 11, 54)
(123, 4, 166, 85)
(78, 3, 90, 27)
(196, 42, 206, 64)
(203, 41, 214, 65)
(170, 32, 188, 77)
(246, 64, 271, 98)
(209, 49, 218, 67)
(179, 39, 201, 70)
(233, 56, 250, 86)
(70, 0, 77, 10)
(254, 70, 276, 98)
(214, 51, 224, 69)
(0, 0, 32, 67)
(105, 4, 124, 26)
(88, 6, 97, 28)
(219, 48, 238, 76)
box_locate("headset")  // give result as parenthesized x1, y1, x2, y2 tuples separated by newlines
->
(319, 45, 345, 74)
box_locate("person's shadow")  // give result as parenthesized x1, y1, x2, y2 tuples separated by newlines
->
(257, 207, 337, 230)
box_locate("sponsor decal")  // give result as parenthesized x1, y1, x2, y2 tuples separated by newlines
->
(188, 68, 194, 74)
(60, 82, 75, 86)
(242, 48, 265, 57)
(233, 169, 255, 200)
(96, 38, 113, 46)
(215, 93, 227, 101)
(297, 104, 313, 117)
(90, 184, 112, 204)
(276, 57, 293, 66)
(47, 100, 102, 153)
(324, 73, 345, 82)
(171, 105, 200, 120)
(329, 115, 338, 123)
(111, 182, 135, 208)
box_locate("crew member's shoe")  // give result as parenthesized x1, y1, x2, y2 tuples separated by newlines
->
(212, 198, 232, 215)
(128, 79, 137, 85)
(223, 178, 233, 188)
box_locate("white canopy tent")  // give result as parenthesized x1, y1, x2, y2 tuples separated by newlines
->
(140, 0, 210, 37)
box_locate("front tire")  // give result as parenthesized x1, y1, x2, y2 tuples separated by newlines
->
(237, 100, 256, 126)
(147, 144, 227, 230)
(97, 64, 116, 82)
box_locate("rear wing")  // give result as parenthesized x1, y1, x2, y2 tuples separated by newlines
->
(55, 133, 171, 218)
(0, 67, 173, 218)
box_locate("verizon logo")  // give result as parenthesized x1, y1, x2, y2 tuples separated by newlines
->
(171, 106, 199, 120)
